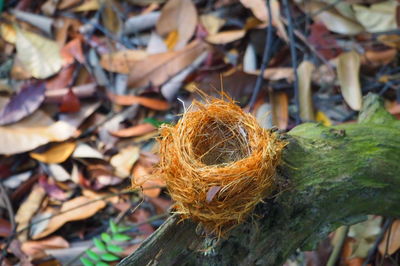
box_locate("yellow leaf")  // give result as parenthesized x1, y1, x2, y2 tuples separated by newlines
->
(33, 196, 106, 239)
(337, 51, 362, 110)
(0, 23, 16, 44)
(101, 0, 122, 34)
(316, 111, 332, 126)
(297, 61, 315, 121)
(15, 27, 62, 79)
(30, 142, 76, 164)
(73, 0, 100, 12)
(165, 30, 179, 50)
(206, 30, 246, 44)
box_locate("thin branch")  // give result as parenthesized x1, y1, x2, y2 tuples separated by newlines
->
(282, 0, 301, 124)
(248, 0, 274, 112)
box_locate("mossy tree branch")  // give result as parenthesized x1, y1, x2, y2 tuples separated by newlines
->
(119, 94, 400, 266)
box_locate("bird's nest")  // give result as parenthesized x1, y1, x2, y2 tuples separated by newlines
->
(135, 96, 285, 237)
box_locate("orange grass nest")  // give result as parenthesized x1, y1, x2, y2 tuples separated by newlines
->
(157, 97, 285, 236)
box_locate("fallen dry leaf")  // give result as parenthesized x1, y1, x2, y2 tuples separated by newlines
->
(270, 91, 288, 130)
(110, 123, 156, 138)
(156, 0, 197, 50)
(21, 236, 69, 259)
(128, 40, 208, 87)
(110, 146, 140, 177)
(337, 51, 362, 110)
(101, 0, 122, 35)
(297, 60, 315, 121)
(15, 185, 46, 241)
(0, 23, 16, 44)
(379, 219, 400, 255)
(33, 196, 106, 239)
(206, 29, 246, 44)
(108, 93, 170, 110)
(0, 110, 76, 155)
(30, 142, 76, 164)
(301, 1, 364, 35)
(132, 162, 165, 198)
(100, 50, 148, 74)
(240, 0, 268, 22)
(353, 1, 396, 33)
(200, 14, 225, 35)
(362, 48, 397, 66)
(15, 26, 63, 79)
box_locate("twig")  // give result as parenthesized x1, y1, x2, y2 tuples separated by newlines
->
(282, 0, 301, 124)
(380, 218, 394, 266)
(248, 0, 274, 112)
(363, 218, 393, 266)
(327, 225, 349, 266)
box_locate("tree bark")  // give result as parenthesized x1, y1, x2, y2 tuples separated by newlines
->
(119, 94, 400, 266)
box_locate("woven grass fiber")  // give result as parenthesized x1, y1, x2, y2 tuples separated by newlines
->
(140, 96, 285, 236)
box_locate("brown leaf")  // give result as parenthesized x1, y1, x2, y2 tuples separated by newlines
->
(337, 51, 362, 110)
(128, 40, 208, 87)
(21, 236, 69, 259)
(297, 61, 315, 121)
(362, 48, 397, 66)
(270, 91, 288, 130)
(110, 123, 156, 138)
(33, 196, 106, 239)
(59, 88, 81, 113)
(15, 185, 46, 241)
(60, 37, 85, 66)
(156, 0, 197, 50)
(45, 65, 75, 90)
(0, 218, 12, 237)
(132, 163, 165, 198)
(108, 93, 170, 110)
(100, 50, 148, 74)
(379, 219, 400, 255)
(30, 142, 76, 164)
(101, 0, 122, 35)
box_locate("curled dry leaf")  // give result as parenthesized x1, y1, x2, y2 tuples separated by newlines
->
(15, 27, 63, 79)
(21, 236, 69, 259)
(128, 40, 208, 88)
(362, 48, 397, 66)
(0, 110, 76, 155)
(270, 91, 288, 130)
(110, 146, 140, 177)
(33, 196, 106, 239)
(156, 0, 197, 50)
(108, 93, 170, 111)
(337, 51, 362, 110)
(110, 123, 156, 138)
(15, 185, 46, 242)
(30, 142, 76, 164)
(378, 219, 400, 255)
(0, 82, 45, 126)
(206, 29, 246, 44)
(301, 1, 364, 35)
(297, 60, 315, 121)
(100, 50, 148, 74)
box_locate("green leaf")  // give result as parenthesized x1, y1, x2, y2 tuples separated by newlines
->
(101, 233, 112, 242)
(86, 250, 100, 261)
(117, 225, 130, 233)
(93, 238, 106, 252)
(112, 233, 132, 242)
(107, 244, 124, 253)
(143, 117, 169, 128)
(109, 220, 118, 234)
(100, 253, 120, 261)
(80, 257, 94, 266)
(95, 262, 109, 266)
